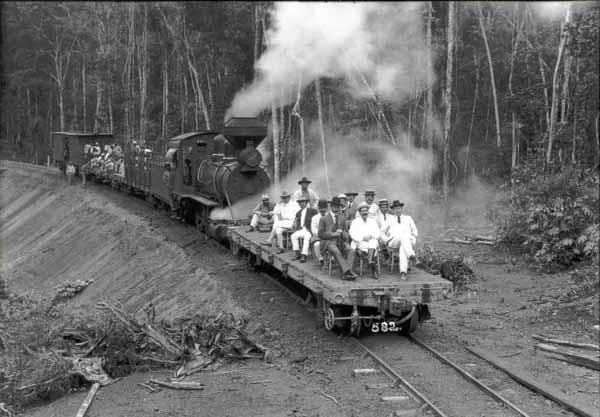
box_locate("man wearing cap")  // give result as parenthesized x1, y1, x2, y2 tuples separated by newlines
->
(291, 196, 317, 262)
(355, 190, 381, 221)
(293, 177, 319, 209)
(263, 191, 300, 253)
(318, 197, 357, 280)
(383, 201, 419, 280)
(248, 194, 276, 232)
(345, 192, 359, 219)
(350, 202, 381, 278)
(310, 199, 329, 266)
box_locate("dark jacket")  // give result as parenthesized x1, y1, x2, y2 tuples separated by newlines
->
(318, 212, 349, 251)
(294, 207, 317, 231)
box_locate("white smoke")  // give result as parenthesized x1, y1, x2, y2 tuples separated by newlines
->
(226, 2, 431, 118)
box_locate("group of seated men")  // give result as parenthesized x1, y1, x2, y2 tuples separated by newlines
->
(84, 142, 126, 177)
(247, 177, 419, 281)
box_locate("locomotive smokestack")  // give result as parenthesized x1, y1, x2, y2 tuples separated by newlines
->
(223, 117, 267, 150)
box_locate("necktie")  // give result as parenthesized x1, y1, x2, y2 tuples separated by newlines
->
(384, 214, 387, 220)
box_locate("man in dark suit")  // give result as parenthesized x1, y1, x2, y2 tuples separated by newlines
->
(291, 196, 317, 263)
(318, 196, 357, 281)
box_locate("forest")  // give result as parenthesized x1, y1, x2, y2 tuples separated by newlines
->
(1, 1, 599, 268)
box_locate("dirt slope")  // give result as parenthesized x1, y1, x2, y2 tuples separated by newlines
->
(0, 167, 243, 320)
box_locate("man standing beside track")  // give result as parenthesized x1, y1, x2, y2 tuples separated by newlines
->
(66, 161, 76, 186)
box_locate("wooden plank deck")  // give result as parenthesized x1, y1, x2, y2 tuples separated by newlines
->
(229, 227, 453, 307)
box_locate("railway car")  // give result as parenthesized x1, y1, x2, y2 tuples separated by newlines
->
(51, 131, 114, 172)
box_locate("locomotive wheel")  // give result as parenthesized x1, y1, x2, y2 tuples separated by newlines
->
(323, 307, 335, 331)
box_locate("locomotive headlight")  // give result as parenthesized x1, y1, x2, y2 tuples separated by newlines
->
(240, 148, 262, 168)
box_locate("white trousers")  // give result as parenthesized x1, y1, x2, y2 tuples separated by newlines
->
(291, 228, 311, 255)
(352, 239, 378, 252)
(388, 235, 416, 273)
(251, 214, 272, 228)
(268, 225, 290, 248)
(313, 241, 322, 260)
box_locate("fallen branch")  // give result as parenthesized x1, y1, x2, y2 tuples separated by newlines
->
(137, 382, 159, 392)
(534, 343, 600, 371)
(248, 380, 272, 384)
(321, 391, 339, 405)
(74, 382, 100, 417)
(148, 379, 204, 391)
(532, 335, 599, 352)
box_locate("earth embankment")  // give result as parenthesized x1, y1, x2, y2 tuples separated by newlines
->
(0, 166, 244, 320)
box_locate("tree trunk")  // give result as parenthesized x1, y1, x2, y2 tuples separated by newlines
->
(108, 88, 113, 133)
(291, 73, 306, 175)
(162, 56, 168, 139)
(477, 2, 502, 148)
(253, 3, 261, 75)
(509, 3, 523, 171)
(546, 4, 570, 164)
(205, 60, 214, 125)
(560, 7, 573, 127)
(443, 1, 456, 224)
(315, 79, 331, 196)
(94, 79, 102, 133)
(465, 54, 479, 176)
(538, 52, 551, 130)
(72, 74, 78, 130)
(328, 94, 335, 130)
(270, 85, 280, 193)
(425, 1, 434, 198)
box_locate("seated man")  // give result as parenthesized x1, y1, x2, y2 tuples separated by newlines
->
(263, 191, 300, 254)
(291, 196, 317, 263)
(318, 196, 357, 281)
(310, 199, 328, 266)
(383, 200, 419, 280)
(350, 202, 381, 279)
(377, 198, 397, 257)
(248, 194, 275, 232)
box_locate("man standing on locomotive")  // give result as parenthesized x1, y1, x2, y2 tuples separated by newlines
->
(263, 191, 299, 254)
(350, 202, 381, 279)
(291, 196, 317, 263)
(318, 196, 357, 280)
(382, 200, 419, 280)
(355, 190, 381, 221)
(248, 194, 275, 233)
(293, 177, 319, 209)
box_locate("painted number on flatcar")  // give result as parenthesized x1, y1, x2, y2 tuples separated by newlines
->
(371, 321, 399, 333)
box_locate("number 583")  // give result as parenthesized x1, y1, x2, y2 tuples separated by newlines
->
(371, 321, 398, 333)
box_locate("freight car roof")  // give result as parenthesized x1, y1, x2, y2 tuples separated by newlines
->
(51, 132, 114, 137)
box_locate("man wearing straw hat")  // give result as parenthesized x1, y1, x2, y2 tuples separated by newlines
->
(349, 201, 381, 279)
(262, 191, 300, 254)
(355, 190, 381, 221)
(247, 194, 275, 233)
(293, 176, 319, 209)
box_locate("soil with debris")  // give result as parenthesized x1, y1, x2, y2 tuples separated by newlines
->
(2, 167, 598, 417)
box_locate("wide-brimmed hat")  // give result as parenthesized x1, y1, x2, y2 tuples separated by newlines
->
(337, 194, 348, 200)
(317, 199, 329, 209)
(329, 196, 342, 207)
(364, 190, 375, 196)
(261, 194, 270, 200)
(390, 200, 404, 208)
(345, 192, 358, 197)
(296, 195, 309, 202)
(378, 198, 389, 206)
(280, 191, 291, 198)
(357, 202, 370, 211)
(298, 177, 312, 185)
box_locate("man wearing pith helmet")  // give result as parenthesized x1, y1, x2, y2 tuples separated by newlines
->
(354, 190, 381, 221)
(293, 176, 319, 209)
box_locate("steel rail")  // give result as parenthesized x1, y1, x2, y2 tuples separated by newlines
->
(410, 335, 532, 417)
(353, 339, 450, 417)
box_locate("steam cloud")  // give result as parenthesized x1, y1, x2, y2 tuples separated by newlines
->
(226, 2, 431, 118)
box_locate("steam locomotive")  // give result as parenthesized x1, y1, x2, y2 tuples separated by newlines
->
(76, 117, 271, 240)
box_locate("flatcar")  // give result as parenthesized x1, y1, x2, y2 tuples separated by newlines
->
(51, 131, 115, 172)
(75, 116, 452, 335)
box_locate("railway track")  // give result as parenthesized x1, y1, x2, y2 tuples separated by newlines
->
(350, 333, 586, 417)
(0, 160, 62, 176)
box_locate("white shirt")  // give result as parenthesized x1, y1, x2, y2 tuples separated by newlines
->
(349, 216, 380, 244)
(378, 211, 398, 233)
(387, 214, 418, 238)
(310, 213, 323, 235)
(293, 189, 319, 208)
(273, 200, 300, 228)
(299, 208, 307, 230)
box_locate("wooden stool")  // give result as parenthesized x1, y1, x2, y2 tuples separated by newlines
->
(356, 249, 381, 276)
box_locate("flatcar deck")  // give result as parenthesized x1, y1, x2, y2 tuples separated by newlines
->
(229, 227, 453, 308)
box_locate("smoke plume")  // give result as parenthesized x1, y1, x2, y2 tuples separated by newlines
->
(226, 2, 431, 118)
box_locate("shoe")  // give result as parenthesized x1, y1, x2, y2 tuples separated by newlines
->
(300, 255, 307, 263)
(319, 259, 324, 267)
(409, 255, 417, 262)
(261, 242, 272, 247)
(247, 226, 255, 233)
(275, 248, 285, 254)
(371, 265, 379, 279)
(342, 271, 356, 281)
(400, 272, 407, 280)
(293, 250, 301, 260)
